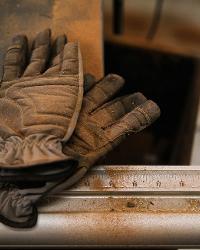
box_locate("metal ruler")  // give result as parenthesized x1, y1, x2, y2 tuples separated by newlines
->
(40, 165, 200, 214)
(63, 165, 200, 194)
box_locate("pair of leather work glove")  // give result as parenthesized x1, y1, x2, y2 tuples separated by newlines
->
(0, 29, 160, 228)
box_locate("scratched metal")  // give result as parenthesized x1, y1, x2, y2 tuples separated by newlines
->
(1, 165, 200, 248)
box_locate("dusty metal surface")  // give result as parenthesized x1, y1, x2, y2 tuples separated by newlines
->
(1, 165, 200, 248)
(1, 213, 200, 248)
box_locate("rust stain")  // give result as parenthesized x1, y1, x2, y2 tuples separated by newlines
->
(106, 197, 155, 212)
(126, 201, 136, 208)
(91, 175, 104, 190)
(105, 168, 123, 188)
(187, 199, 200, 212)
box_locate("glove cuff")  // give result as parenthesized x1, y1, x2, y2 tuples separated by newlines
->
(0, 133, 67, 167)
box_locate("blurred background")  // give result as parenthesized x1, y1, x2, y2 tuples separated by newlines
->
(100, 0, 200, 166)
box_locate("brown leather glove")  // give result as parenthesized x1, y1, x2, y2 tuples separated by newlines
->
(0, 29, 83, 177)
(0, 29, 83, 228)
(0, 73, 160, 228)
(44, 74, 161, 195)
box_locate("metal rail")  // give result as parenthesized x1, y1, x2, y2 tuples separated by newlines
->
(1, 165, 200, 248)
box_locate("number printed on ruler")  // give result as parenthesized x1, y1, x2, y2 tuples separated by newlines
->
(77, 169, 200, 191)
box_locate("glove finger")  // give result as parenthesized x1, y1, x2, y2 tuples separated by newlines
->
(83, 74, 124, 113)
(60, 42, 81, 75)
(51, 34, 67, 60)
(44, 167, 88, 196)
(3, 35, 28, 82)
(15, 167, 86, 203)
(43, 34, 67, 75)
(106, 100, 160, 142)
(25, 167, 88, 202)
(91, 92, 147, 128)
(23, 29, 51, 77)
(0, 206, 37, 228)
(0, 185, 38, 228)
(84, 73, 96, 92)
